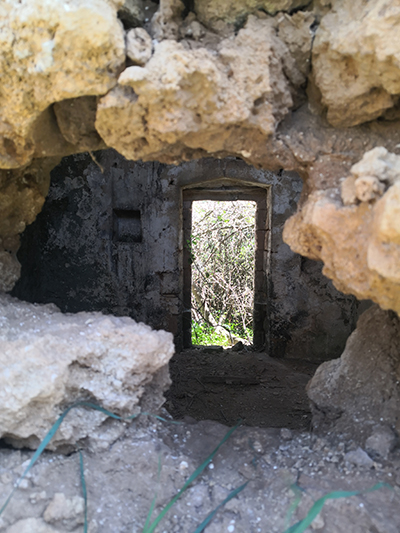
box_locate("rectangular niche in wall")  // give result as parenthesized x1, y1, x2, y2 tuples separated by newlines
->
(113, 209, 143, 243)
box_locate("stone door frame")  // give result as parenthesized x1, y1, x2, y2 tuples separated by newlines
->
(182, 182, 271, 350)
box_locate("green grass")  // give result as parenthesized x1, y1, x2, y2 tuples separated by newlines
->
(191, 321, 252, 347)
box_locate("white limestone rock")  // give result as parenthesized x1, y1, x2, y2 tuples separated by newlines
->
(0, 294, 174, 450)
(96, 16, 301, 162)
(126, 27, 152, 65)
(312, 0, 400, 127)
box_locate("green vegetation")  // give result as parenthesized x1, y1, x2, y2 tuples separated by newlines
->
(192, 321, 252, 347)
(190, 200, 256, 346)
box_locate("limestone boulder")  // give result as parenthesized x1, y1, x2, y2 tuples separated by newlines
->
(0, 0, 125, 169)
(96, 15, 304, 163)
(312, 0, 400, 127)
(307, 305, 400, 447)
(0, 294, 174, 450)
(283, 148, 400, 314)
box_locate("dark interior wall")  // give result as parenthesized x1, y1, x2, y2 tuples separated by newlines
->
(12, 151, 176, 334)
(13, 150, 368, 360)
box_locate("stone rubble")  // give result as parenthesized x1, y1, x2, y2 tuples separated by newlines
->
(0, 419, 398, 533)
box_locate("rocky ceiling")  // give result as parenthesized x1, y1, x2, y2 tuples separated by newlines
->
(0, 0, 399, 315)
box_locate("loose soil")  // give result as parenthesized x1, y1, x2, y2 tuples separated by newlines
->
(0, 418, 399, 533)
(164, 347, 319, 430)
(1, 349, 400, 532)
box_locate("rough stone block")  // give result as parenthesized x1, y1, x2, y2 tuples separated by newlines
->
(307, 305, 400, 447)
(0, 294, 174, 450)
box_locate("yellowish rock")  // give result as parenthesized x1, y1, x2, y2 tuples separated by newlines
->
(194, 0, 310, 29)
(312, 0, 400, 127)
(96, 16, 300, 162)
(368, 182, 400, 284)
(283, 188, 400, 314)
(0, 0, 125, 169)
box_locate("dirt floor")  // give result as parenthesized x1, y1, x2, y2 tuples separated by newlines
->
(1, 349, 400, 532)
(0, 417, 400, 533)
(0, 347, 400, 533)
(164, 347, 319, 430)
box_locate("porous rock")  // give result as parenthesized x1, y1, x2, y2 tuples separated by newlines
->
(341, 147, 400, 205)
(96, 15, 303, 162)
(126, 27, 153, 65)
(307, 305, 400, 446)
(284, 148, 400, 313)
(0, 294, 174, 450)
(0, 0, 125, 169)
(312, 0, 400, 127)
(151, 0, 185, 41)
(193, 0, 310, 31)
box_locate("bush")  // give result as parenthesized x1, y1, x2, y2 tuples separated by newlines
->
(190, 200, 256, 346)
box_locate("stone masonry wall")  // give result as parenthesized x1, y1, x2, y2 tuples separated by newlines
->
(13, 150, 366, 361)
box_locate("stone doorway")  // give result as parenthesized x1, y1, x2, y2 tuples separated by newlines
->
(182, 184, 271, 350)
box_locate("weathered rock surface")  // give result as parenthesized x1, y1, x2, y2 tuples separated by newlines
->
(118, 0, 144, 29)
(151, 0, 185, 41)
(194, 0, 310, 31)
(0, 0, 125, 169)
(43, 493, 85, 530)
(0, 158, 58, 291)
(312, 0, 400, 127)
(0, 294, 174, 450)
(53, 97, 105, 152)
(96, 15, 305, 163)
(125, 27, 153, 65)
(342, 147, 400, 205)
(283, 148, 400, 314)
(5, 518, 59, 533)
(307, 305, 400, 446)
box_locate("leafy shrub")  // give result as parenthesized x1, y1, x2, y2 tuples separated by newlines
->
(190, 200, 256, 345)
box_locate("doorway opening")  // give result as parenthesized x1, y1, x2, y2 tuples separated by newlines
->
(182, 183, 271, 350)
(190, 199, 256, 347)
